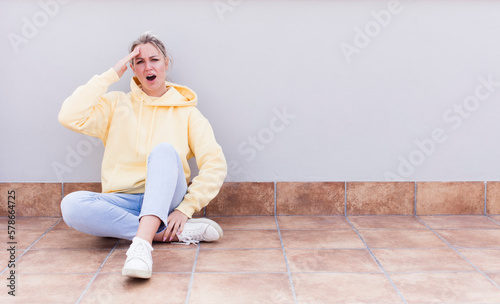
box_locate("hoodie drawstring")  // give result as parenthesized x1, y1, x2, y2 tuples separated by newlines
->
(146, 106, 158, 159)
(134, 101, 158, 162)
(135, 101, 144, 157)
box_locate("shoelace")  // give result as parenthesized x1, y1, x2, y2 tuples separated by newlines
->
(173, 232, 205, 245)
(127, 242, 150, 261)
(172, 239, 199, 245)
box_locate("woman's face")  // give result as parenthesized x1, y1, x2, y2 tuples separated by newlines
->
(131, 43, 169, 97)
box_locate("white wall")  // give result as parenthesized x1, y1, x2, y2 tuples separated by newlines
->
(2, 0, 500, 183)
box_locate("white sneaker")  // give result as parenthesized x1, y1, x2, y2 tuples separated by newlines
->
(176, 218, 223, 245)
(122, 237, 154, 279)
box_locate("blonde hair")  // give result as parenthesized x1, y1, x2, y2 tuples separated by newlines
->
(129, 31, 172, 68)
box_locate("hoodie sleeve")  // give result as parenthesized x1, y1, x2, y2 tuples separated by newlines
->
(58, 68, 121, 141)
(175, 109, 227, 218)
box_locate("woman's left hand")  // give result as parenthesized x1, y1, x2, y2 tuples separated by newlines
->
(162, 210, 188, 242)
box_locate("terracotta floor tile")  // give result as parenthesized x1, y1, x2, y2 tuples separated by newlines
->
(189, 273, 294, 304)
(33, 230, 118, 250)
(390, 272, 500, 303)
(348, 216, 427, 230)
(63, 182, 101, 196)
(200, 230, 282, 249)
(0, 183, 63, 217)
(293, 273, 403, 303)
(416, 182, 485, 215)
(100, 249, 195, 273)
(490, 215, 500, 223)
(17, 249, 110, 274)
(487, 182, 500, 214)
(372, 248, 475, 272)
(196, 249, 287, 272)
(0, 274, 92, 304)
(287, 249, 380, 273)
(278, 216, 351, 230)
(209, 216, 277, 230)
(81, 273, 190, 304)
(280, 230, 365, 249)
(359, 230, 447, 248)
(0, 249, 16, 268)
(487, 273, 500, 286)
(459, 249, 500, 272)
(420, 216, 500, 229)
(53, 219, 72, 230)
(276, 182, 345, 215)
(0, 217, 60, 231)
(116, 239, 198, 250)
(0, 230, 47, 249)
(438, 230, 500, 248)
(346, 182, 415, 215)
(206, 182, 274, 216)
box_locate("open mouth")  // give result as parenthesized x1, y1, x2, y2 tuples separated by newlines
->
(146, 75, 157, 81)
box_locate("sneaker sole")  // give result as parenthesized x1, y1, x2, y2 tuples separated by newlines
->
(122, 268, 152, 279)
(187, 218, 224, 239)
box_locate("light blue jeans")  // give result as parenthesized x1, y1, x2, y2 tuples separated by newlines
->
(61, 143, 188, 240)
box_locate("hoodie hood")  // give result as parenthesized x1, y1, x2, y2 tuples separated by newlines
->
(130, 76, 197, 107)
(130, 77, 198, 158)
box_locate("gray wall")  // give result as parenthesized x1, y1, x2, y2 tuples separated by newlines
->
(2, 0, 500, 183)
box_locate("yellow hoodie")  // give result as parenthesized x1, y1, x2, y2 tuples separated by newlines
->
(58, 68, 227, 218)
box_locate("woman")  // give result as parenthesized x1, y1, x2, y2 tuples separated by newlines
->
(58, 32, 227, 279)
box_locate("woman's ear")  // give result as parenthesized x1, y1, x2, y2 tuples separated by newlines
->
(165, 57, 169, 70)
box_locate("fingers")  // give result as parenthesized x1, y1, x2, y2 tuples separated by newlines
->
(178, 220, 185, 235)
(113, 47, 141, 78)
(163, 212, 178, 242)
(163, 220, 180, 242)
(161, 211, 189, 243)
(126, 46, 141, 62)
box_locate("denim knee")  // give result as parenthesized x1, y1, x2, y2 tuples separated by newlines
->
(149, 142, 178, 160)
(60, 190, 92, 228)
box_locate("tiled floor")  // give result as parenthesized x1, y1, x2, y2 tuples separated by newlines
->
(1, 215, 500, 303)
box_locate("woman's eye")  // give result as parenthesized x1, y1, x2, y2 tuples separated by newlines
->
(136, 60, 143, 64)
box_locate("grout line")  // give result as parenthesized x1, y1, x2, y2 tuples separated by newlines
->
(485, 181, 488, 215)
(61, 182, 64, 201)
(345, 216, 409, 304)
(201, 246, 494, 250)
(383, 270, 482, 274)
(414, 182, 417, 216)
(344, 181, 347, 217)
(0, 218, 64, 275)
(274, 215, 298, 304)
(21, 271, 189, 275)
(274, 182, 277, 217)
(184, 271, 291, 274)
(75, 240, 120, 304)
(488, 216, 500, 226)
(415, 216, 500, 291)
(198, 247, 285, 250)
(184, 244, 201, 304)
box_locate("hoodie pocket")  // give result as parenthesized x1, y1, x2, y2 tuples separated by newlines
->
(109, 164, 147, 192)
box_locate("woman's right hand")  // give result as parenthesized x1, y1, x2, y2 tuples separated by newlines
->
(113, 46, 141, 78)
